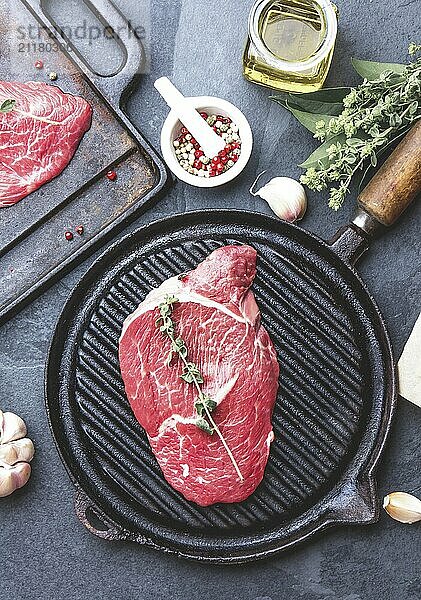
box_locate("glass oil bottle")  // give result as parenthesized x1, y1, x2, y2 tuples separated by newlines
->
(243, 0, 338, 93)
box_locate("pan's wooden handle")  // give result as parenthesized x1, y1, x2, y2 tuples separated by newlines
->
(358, 121, 421, 226)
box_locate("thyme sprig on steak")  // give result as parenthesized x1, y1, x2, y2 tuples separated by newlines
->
(156, 294, 244, 481)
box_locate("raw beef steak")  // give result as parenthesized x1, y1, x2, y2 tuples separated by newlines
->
(119, 245, 279, 506)
(0, 81, 92, 208)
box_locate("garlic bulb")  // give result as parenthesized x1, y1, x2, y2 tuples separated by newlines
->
(383, 492, 421, 524)
(250, 171, 307, 222)
(0, 410, 34, 498)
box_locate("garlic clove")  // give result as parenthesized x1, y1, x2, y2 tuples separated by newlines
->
(0, 469, 14, 498)
(383, 492, 421, 524)
(0, 438, 35, 466)
(0, 410, 27, 444)
(0, 462, 31, 498)
(250, 172, 307, 223)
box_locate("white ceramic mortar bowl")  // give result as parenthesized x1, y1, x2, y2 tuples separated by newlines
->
(160, 96, 253, 188)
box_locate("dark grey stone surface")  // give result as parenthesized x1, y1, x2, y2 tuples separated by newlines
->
(0, 1, 420, 598)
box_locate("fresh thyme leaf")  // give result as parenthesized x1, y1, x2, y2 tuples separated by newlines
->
(170, 337, 188, 359)
(157, 296, 212, 423)
(286, 105, 334, 134)
(409, 43, 421, 56)
(0, 99, 16, 113)
(195, 402, 205, 417)
(195, 395, 217, 417)
(181, 362, 204, 384)
(180, 372, 193, 383)
(196, 418, 214, 435)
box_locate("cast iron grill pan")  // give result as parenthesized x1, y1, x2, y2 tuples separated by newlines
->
(46, 210, 394, 563)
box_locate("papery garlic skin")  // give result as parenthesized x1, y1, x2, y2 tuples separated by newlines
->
(0, 410, 34, 498)
(0, 410, 27, 444)
(250, 173, 307, 223)
(0, 438, 35, 465)
(383, 492, 421, 524)
(0, 463, 31, 498)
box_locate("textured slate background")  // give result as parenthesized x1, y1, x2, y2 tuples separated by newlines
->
(0, 0, 420, 598)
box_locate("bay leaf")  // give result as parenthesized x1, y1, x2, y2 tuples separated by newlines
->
(271, 87, 350, 116)
(286, 104, 333, 133)
(270, 96, 289, 110)
(299, 134, 347, 169)
(351, 58, 406, 81)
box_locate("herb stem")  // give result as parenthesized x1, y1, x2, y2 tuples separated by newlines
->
(202, 403, 244, 482)
(156, 296, 244, 482)
(176, 346, 244, 482)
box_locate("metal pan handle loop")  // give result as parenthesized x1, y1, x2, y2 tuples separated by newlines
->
(74, 489, 127, 541)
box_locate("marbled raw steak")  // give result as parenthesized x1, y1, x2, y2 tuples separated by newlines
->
(0, 81, 92, 208)
(119, 245, 279, 506)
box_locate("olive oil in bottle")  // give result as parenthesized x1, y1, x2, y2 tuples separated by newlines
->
(243, 0, 337, 93)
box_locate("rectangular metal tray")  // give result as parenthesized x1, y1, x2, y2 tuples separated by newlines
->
(0, 0, 168, 325)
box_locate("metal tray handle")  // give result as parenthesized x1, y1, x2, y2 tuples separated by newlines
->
(23, 0, 145, 108)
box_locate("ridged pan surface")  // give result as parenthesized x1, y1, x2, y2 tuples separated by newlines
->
(46, 210, 394, 563)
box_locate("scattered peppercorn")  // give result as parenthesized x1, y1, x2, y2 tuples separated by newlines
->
(75, 225, 84, 235)
(106, 170, 117, 181)
(173, 113, 242, 178)
(34, 60, 44, 69)
(49, 72, 58, 81)
(65, 231, 73, 241)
